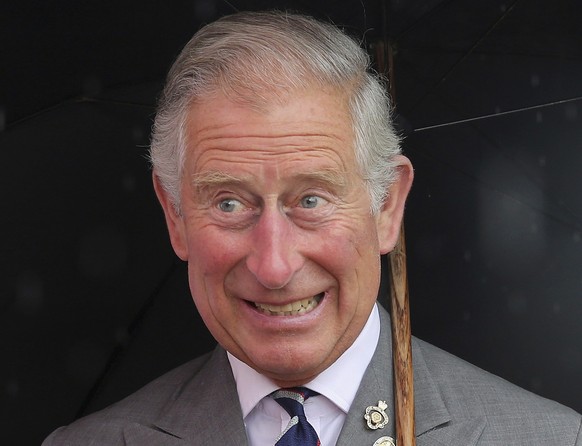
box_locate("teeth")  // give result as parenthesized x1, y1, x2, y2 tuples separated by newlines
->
(254, 295, 322, 316)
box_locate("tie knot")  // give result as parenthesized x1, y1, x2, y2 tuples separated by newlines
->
(271, 387, 319, 418)
(272, 387, 318, 404)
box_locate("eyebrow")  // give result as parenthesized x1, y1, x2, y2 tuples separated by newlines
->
(190, 168, 348, 192)
(191, 171, 244, 189)
(294, 169, 348, 190)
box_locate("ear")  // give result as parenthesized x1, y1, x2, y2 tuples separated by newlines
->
(376, 155, 414, 254)
(152, 172, 189, 261)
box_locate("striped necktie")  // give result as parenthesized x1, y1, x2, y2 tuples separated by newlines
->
(271, 387, 321, 446)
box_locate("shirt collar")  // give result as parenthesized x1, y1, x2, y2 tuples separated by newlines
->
(228, 303, 380, 417)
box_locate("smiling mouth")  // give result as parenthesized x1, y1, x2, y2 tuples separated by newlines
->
(253, 292, 324, 316)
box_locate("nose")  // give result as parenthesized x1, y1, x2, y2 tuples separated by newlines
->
(246, 207, 304, 289)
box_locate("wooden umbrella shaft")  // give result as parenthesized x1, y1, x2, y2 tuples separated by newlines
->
(390, 225, 416, 445)
(374, 36, 415, 445)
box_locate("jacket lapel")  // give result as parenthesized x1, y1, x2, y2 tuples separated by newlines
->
(338, 306, 485, 446)
(123, 347, 248, 445)
(412, 335, 485, 445)
(336, 306, 395, 445)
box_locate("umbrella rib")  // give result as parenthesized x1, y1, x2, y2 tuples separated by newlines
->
(412, 95, 582, 132)
(77, 96, 155, 109)
(220, 0, 239, 12)
(3, 96, 155, 132)
(74, 261, 178, 419)
(404, 0, 523, 114)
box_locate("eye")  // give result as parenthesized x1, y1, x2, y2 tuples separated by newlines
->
(299, 195, 325, 209)
(218, 198, 243, 213)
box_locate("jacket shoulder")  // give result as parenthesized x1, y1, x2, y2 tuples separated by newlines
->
(414, 337, 582, 443)
(42, 351, 214, 446)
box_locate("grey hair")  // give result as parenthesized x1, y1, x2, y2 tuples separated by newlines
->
(149, 11, 402, 214)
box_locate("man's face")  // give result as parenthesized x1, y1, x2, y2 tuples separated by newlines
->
(155, 88, 412, 386)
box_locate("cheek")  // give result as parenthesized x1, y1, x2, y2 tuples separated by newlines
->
(331, 214, 379, 255)
(316, 220, 380, 279)
(185, 231, 248, 315)
(186, 232, 244, 319)
(187, 228, 245, 274)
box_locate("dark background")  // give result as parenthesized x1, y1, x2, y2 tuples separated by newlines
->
(1, 0, 581, 444)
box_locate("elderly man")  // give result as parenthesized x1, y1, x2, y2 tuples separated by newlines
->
(43, 11, 580, 446)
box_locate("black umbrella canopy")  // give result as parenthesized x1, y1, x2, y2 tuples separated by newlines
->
(2, 1, 581, 444)
(393, 0, 582, 408)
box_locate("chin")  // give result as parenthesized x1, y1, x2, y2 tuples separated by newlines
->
(248, 347, 331, 383)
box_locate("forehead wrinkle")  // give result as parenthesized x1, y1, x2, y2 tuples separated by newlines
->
(192, 131, 348, 152)
(189, 139, 354, 177)
(188, 111, 349, 145)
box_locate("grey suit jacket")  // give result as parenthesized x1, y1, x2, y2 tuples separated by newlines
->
(43, 306, 581, 445)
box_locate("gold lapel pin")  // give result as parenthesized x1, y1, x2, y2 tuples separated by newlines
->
(364, 400, 389, 430)
(373, 436, 396, 446)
